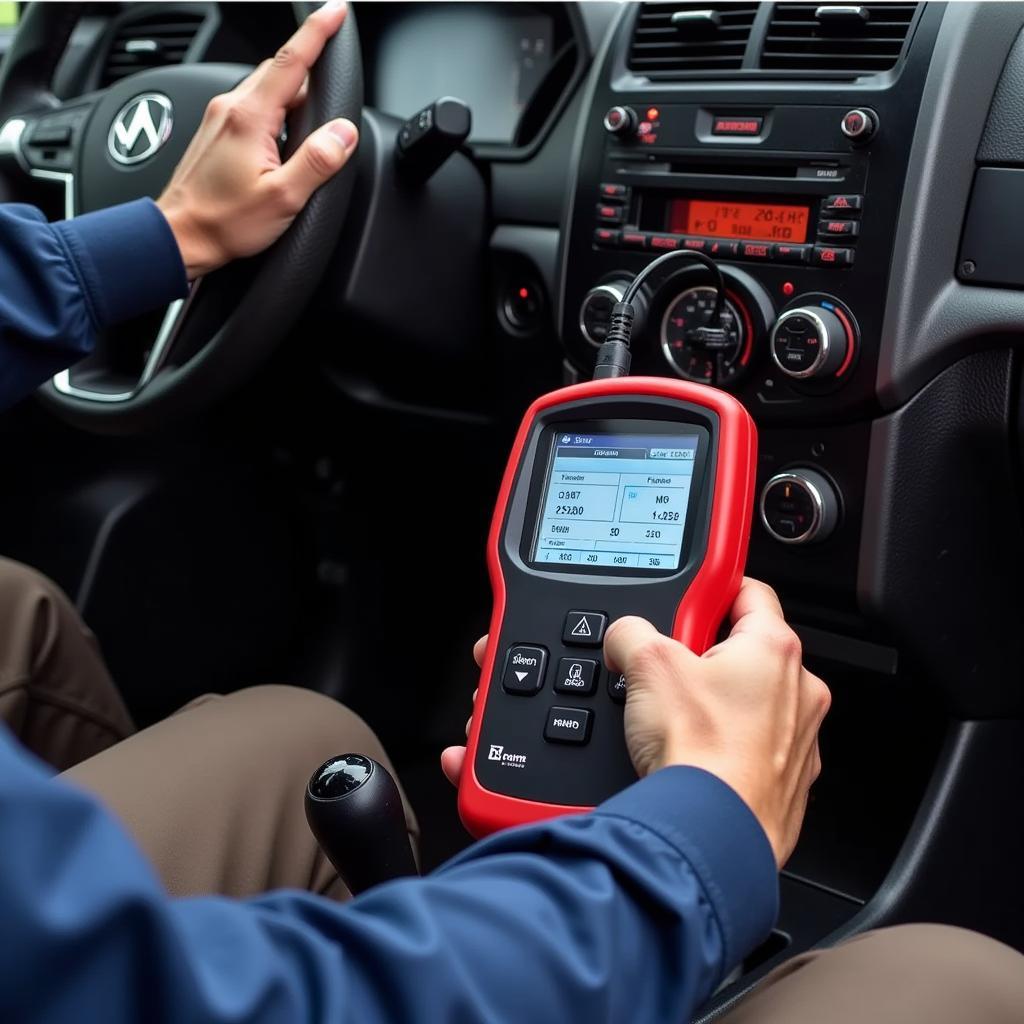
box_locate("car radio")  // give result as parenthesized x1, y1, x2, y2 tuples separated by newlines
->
(594, 186, 861, 268)
(559, 91, 904, 424)
(458, 369, 757, 837)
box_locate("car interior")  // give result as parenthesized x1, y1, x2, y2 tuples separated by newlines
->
(2, 0, 1024, 1017)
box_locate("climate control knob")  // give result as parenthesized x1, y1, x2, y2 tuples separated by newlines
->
(770, 306, 848, 380)
(579, 280, 646, 347)
(760, 469, 840, 545)
(603, 106, 638, 136)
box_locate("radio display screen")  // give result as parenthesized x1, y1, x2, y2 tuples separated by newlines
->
(530, 430, 701, 572)
(668, 198, 810, 243)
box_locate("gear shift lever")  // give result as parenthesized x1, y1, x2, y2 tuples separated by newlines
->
(305, 754, 417, 895)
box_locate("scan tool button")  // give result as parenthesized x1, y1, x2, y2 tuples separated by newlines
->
(563, 610, 607, 646)
(544, 706, 593, 745)
(501, 645, 547, 695)
(554, 658, 598, 695)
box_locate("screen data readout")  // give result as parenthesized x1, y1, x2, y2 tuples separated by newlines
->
(532, 433, 699, 570)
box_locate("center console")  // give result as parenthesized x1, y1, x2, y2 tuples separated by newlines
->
(555, 1, 950, 1011)
(559, 2, 943, 612)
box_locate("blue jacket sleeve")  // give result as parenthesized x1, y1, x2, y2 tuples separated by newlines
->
(0, 199, 188, 409)
(0, 725, 777, 1023)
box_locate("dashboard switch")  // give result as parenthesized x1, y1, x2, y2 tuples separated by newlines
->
(770, 306, 848, 379)
(603, 106, 638, 136)
(818, 219, 859, 239)
(840, 108, 877, 143)
(823, 194, 863, 215)
(396, 97, 472, 183)
(812, 246, 855, 268)
(760, 470, 840, 545)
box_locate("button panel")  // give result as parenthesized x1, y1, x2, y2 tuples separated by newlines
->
(544, 706, 593, 745)
(591, 230, 854, 268)
(554, 657, 598, 696)
(589, 190, 864, 268)
(563, 610, 607, 646)
(501, 645, 547, 695)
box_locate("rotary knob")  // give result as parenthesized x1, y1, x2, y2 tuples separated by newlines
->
(770, 306, 848, 380)
(603, 106, 638, 136)
(760, 469, 840, 545)
(840, 108, 877, 143)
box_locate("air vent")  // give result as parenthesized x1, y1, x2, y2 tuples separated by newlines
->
(628, 3, 759, 77)
(761, 3, 917, 75)
(101, 12, 205, 86)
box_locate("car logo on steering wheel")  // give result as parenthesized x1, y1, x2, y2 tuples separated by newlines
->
(107, 93, 174, 165)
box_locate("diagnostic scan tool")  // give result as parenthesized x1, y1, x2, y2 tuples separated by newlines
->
(459, 367, 757, 836)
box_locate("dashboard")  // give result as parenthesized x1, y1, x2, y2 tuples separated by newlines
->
(546, 1, 1024, 737)
(8, 0, 1024, 715)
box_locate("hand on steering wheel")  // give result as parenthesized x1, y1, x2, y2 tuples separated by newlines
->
(158, 1, 357, 279)
(0, 0, 363, 431)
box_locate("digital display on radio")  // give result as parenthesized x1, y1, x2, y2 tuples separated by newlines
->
(668, 198, 810, 243)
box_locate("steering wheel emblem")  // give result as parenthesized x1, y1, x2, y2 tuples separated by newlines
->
(107, 93, 174, 165)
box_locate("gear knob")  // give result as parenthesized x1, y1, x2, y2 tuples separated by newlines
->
(305, 754, 417, 895)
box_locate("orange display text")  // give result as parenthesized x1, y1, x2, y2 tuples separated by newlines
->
(668, 199, 810, 243)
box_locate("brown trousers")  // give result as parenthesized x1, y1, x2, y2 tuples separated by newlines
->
(0, 556, 418, 901)
(2, 556, 1023, 1021)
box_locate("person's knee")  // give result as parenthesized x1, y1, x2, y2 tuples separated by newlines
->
(0, 557, 85, 666)
(216, 685, 386, 765)
(0, 557, 74, 617)
(849, 924, 1024, 997)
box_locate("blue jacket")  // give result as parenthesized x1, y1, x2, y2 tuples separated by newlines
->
(0, 199, 778, 1022)
(0, 199, 187, 408)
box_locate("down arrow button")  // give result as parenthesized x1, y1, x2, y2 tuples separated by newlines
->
(501, 645, 548, 695)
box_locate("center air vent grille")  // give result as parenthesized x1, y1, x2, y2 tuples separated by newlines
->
(101, 12, 205, 87)
(628, 3, 759, 77)
(761, 3, 917, 75)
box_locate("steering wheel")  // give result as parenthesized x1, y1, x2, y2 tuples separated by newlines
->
(0, 2, 362, 433)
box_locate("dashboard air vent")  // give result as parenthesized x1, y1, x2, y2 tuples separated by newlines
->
(101, 12, 205, 86)
(761, 3, 917, 75)
(628, 3, 759, 77)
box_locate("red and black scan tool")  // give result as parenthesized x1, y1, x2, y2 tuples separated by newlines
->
(459, 375, 757, 837)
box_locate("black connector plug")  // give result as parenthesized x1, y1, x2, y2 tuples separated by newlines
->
(593, 301, 635, 379)
(589, 248, 729, 382)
